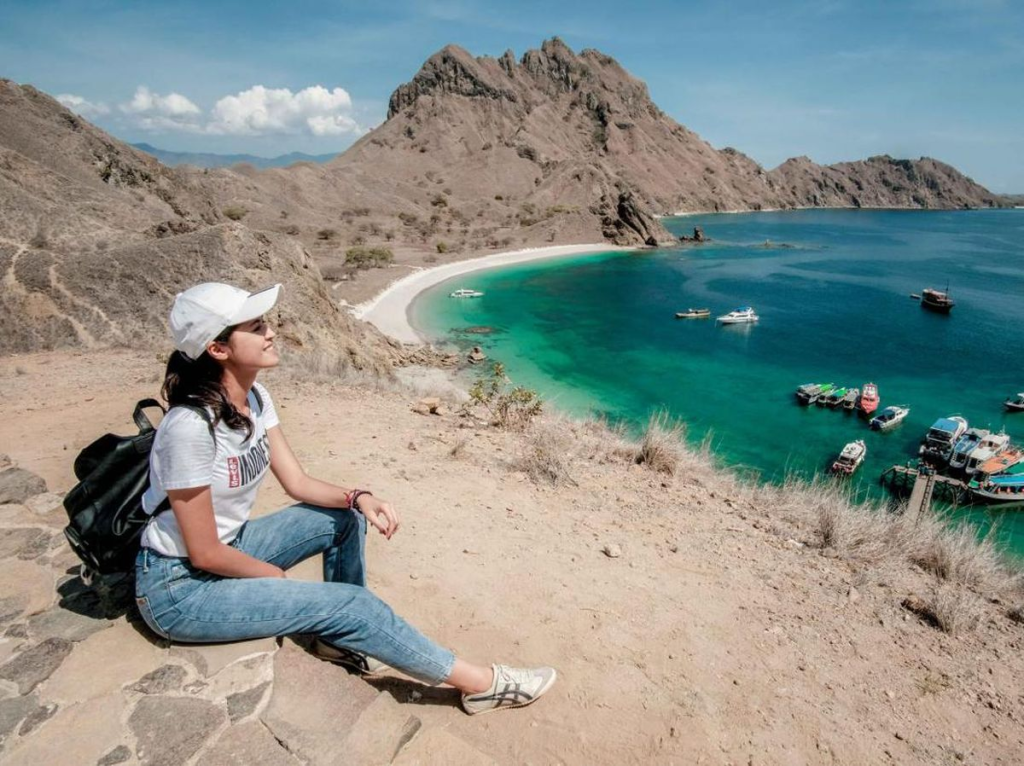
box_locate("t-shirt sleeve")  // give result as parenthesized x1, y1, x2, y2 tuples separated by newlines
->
(152, 409, 216, 490)
(254, 383, 279, 430)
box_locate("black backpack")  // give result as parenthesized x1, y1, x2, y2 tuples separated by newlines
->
(62, 399, 212, 579)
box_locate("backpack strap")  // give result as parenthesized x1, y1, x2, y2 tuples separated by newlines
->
(133, 399, 166, 432)
(249, 386, 264, 416)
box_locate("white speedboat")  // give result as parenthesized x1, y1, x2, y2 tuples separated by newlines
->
(870, 405, 910, 431)
(831, 440, 866, 475)
(948, 427, 989, 472)
(716, 306, 759, 324)
(449, 288, 484, 298)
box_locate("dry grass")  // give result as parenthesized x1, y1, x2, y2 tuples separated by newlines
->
(511, 416, 580, 486)
(448, 436, 469, 460)
(926, 580, 985, 636)
(634, 411, 687, 475)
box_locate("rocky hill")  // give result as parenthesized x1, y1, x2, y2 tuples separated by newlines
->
(0, 39, 1007, 355)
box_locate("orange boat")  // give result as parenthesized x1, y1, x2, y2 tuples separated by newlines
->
(858, 382, 879, 417)
(978, 448, 1023, 477)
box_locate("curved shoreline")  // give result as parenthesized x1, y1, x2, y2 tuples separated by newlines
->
(354, 243, 633, 344)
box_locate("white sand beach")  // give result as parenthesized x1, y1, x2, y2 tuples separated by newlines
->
(355, 243, 631, 343)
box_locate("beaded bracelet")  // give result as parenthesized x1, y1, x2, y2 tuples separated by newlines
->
(348, 489, 373, 511)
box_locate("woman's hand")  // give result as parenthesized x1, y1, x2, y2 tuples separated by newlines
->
(356, 495, 401, 540)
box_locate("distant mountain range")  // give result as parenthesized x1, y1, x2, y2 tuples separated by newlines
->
(130, 143, 338, 169)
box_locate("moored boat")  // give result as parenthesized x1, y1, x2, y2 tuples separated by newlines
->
(963, 431, 1011, 476)
(449, 288, 484, 298)
(675, 308, 711, 319)
(920, 287, 954, 313)
(841, 388, 860, 411)
(948, 427, 988, 472)
(795, 382, 830, 406)
(820, 387, 848, 408)
(919, 416, 969, 465)
(858, 382, 879, 417)
(716, 306, 759, 324)
(1004, 393, 1024, 412)
(831, 440, 867, 475)
(977, 447, 1024, 477)
(967, 463, 1024, 505)
(870, 405, 910, 431)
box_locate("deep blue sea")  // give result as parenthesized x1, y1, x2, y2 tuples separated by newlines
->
(411, 209, 1024, 557)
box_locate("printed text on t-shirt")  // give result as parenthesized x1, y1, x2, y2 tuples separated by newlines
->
(227, 433, 271, 488)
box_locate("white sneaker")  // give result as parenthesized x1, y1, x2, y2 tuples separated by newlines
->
(313, 639, 392, 676)
(461, 664, 557, 715)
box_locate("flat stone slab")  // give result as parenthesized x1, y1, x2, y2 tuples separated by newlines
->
(392, 727, 499, 765)
(198, 720, 302, 766)
(128, 664, 187, 696)
(0, 638, 73, 695)
(0, 693, 39, 743)
(39, 621, 163, 703)
(23, 493, 65, 518)
(0, 529, 51, 561)
(227, 680, 271, 722)
(3, 693, 124, 765)
(130, 695, 225, 766)
(171, 636, 278, 678)
(0, 561, 55, 619)
(0, 469, 47, 506)
(27, 605, 112, 643)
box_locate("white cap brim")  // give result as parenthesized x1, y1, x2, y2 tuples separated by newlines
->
(228, 284, 281, 325)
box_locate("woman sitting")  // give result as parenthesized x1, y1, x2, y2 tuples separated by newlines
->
(134, 281, 556, 715)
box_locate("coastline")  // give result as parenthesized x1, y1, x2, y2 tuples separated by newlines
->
(354, 243, 633, 344)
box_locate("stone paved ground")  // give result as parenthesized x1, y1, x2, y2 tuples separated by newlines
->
(0, 460, 494, 766)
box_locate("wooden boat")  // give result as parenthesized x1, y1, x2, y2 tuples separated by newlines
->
(675, 308, 711, 319)
(831, 440, 866, 475)
(796, 382, 832, 406)
(820, 387, 848, 408)
(1004, 393, 1024, 412)
(841, 388, 860, 411)
(870, 405, 910, 431)
(858, 383, 879, 417)
(919, 416, 969, 465)
(977, 448, 1024, 477)
(920, 287, 954, 313)
(967, 463, 1024, 505)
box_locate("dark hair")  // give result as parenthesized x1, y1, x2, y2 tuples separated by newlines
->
(162, 330, 254, 440)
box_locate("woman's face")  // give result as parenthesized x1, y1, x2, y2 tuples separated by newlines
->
(212, 316, 279, 372)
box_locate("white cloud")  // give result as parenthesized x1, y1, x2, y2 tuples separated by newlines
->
(56, 94, 110, 119)
(120, 86, 201, 131)
(207, 85, 362, 137)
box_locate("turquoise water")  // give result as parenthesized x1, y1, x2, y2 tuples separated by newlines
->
(411, 209, 1024, 557)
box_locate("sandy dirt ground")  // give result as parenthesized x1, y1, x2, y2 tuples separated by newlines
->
(1, 350, 1022, 765)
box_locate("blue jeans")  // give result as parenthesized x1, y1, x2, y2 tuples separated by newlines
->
(134, 504, 455, 685)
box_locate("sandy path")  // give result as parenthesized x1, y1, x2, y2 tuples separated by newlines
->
(355, 244, 631, 343)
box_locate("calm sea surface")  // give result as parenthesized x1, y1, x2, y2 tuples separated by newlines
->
(411, 209, 1024, 557)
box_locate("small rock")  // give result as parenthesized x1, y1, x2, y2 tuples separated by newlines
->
(409, 690, 422, 702)
(847, 587, 861, 604)
(433, 405, 448, 416)
(0, 467, 48, 505)
(602, 544, 622, 559)
(784, 539, 804, 549)
(407, 441, 417, 451)
(98, 745, 133, 766)
(409, 573, 419, 580)
(227, 680, 271, 722)
(130, 664, 188, 695)
(18, 700, 58, 735)
(410, 404, 431, 416)
(885, 689, 895, 700)
(668, 544, 679, 553)
(0, 455, 12, 471)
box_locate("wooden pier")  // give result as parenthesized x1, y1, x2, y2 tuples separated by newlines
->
(879, 464, 967, 514)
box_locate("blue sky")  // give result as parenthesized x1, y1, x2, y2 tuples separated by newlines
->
(2, 0, 1022, 191)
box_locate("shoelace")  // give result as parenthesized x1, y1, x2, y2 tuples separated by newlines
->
(494, 665, 535, 689)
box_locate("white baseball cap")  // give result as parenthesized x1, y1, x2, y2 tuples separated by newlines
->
(170, 282, 281, 360)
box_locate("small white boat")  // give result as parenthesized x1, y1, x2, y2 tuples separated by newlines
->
(831, 440, 866, 475)
(716, 306, 759, 324)
(948, 427, 989, 472)
(1005, 393, 1024, 413)
(870, 405, 910, 431)
(963, 431, 1011, 476)
(449, 288, 484, 298)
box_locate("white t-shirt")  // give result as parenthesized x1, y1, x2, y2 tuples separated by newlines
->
(140, 383, 279, 557)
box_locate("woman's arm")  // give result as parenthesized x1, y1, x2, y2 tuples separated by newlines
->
(267, 425, 401, 539)
(169, 486, 285, 578)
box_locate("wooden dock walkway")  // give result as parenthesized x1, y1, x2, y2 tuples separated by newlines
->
(879, 464, 967, 514)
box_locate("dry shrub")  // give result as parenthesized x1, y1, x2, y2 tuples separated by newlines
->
(511, 417, 579, 486)
(633, 411, 688, 475)
(448, 436, 469, 460)
(805, 481, 894, 562)
(925, 581, 984, 636)
(903, 518, 1009, 591)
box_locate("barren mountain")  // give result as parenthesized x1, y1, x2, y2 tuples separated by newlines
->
(0, 39, 1006, 356)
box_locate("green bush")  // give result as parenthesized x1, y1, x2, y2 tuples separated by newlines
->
(317, 228, 337, 241)
(468, 362, 543, 430)
(436, 241, 448, 254)
(344, 246, 394, 269)
(222, 206, 248, 221)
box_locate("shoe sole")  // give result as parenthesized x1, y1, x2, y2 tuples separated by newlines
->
(462, 669, 558, 716)
(313, 644, 390, 677)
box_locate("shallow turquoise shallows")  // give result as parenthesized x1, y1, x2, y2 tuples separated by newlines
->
(411, 209, 1024, 558)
